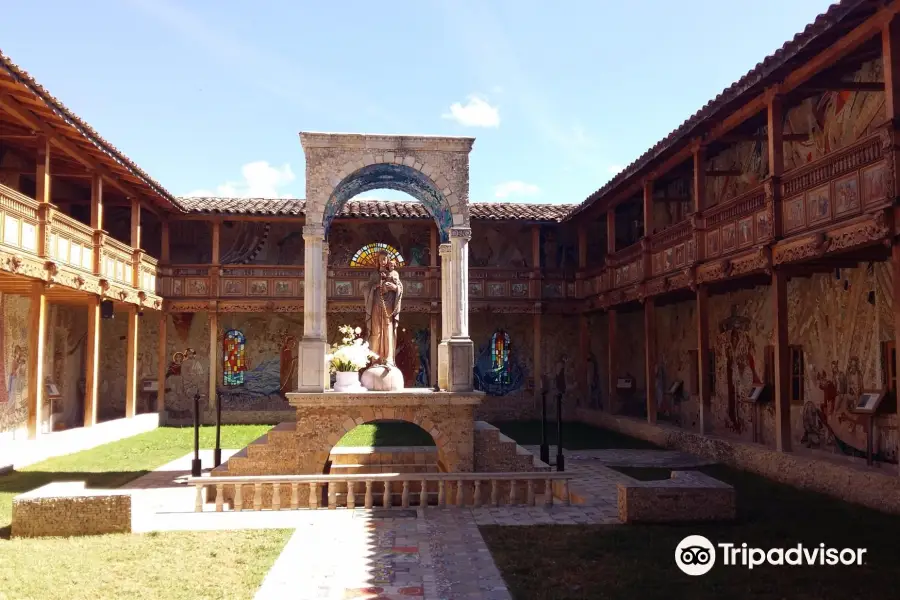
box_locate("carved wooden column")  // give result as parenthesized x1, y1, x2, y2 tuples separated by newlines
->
(531, 224, 541, 298)
(533, 307, 542, 402)
(696, 286, 712, 434)
(644, 298, 657, 424)
(297, 224, 328, 392)
(766, 87, 784, 239)
(607, 308, 617, 413)
(90, 174, 104, 275)
(156, 313, 167, 412)
(885, 15, 900, 466)
(692, 143, 705, 214)
(209, 220, 221, 297)
(577, 223, 587, 297)
(772, 270, 792, 452)
(26, 282, 47, 438)
(131, 199, 143, 288)
(124, 305, 140, 418)
(84, 296, 101, 427)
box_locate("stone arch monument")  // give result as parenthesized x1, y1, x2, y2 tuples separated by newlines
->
(297, 133, 476, 393)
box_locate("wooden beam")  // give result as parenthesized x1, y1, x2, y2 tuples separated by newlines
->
(772, 269, 792, 452)
(34, 135, 50, 204)
(696, 286, 711, 434)
(798, 80, 884, 93)
(644, 299, 657, 424)
(211, 220, 221, 265)
(90, 174, 103, 230)
(124, 305, 139, 418)
(607, 309, 618, 413)
(156, 313, 167, 413)
(0, 91, 151, 205)
(26, 282, 47, 439)
(531, 224, 541, 269)
(767, 91, 785, 179)
(83, 296, 100, 427)
(884, 15, 900, 120)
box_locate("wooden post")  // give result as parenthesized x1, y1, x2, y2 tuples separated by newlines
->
(772, 270, 792, 452)
(157, 313, 167, 412)
(211, 220, 221, 264)
(692, 144, 705, 214)
(884, 16, 900, 121)
(607, 308, 617, 413)
(35, 136, 51, 258)
(606, 210, 616, 255)
(644, 298, 657, 424)
(208, 308, 218, 416)
(578, 313, 589, 406)
(124, 305, 139, 418)
(577, 223, 587, 269)
(533, 310, 542, 401)
(642, 180, 654, 236)
(130, 199, 141, 249)
(84, 296, 101, 427)
(90, 174, 103, 275)
(696, 286, 712, 434)
(26, 282, 48, 438)
(160, 220, 170, 264)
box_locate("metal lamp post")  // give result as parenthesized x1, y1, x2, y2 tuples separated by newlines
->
(191, 392, 202, 477)
(539, 375, 550, 464)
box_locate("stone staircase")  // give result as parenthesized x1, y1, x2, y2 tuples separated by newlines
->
(212, 422, 300, 476)
(474, 421, 551, 472)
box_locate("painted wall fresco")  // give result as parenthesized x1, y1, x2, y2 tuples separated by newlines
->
(705, 133, 769, 208)
(328, 222, 432, 268)
(654, 302, 700, 429)
(784, 58, 885, 170)
(652, 178, 692, 232)
(0, 293, 30, 437)
(471, 223, 532, 268)
(587, 313, 609, 410)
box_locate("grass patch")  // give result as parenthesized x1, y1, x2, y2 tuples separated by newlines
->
(334, 420, 435, 447)
(482, 463, 900, 599)
(491, 420, 659, 450)
(0, 425, 271, 534)
(607, 466, 697, 481)
(0, 529, 291, 600)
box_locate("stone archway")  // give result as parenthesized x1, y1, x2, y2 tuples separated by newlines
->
(296, 133, 476, 393)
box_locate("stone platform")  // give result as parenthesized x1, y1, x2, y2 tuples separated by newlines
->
(214, 390, 484, 479)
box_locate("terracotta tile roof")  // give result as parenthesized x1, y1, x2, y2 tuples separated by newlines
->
(178, 197, 575, 222)
(0, 49, 183, 210)
(566, 0, 872, 221)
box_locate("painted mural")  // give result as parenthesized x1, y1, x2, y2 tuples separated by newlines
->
(705, 131, 768, 208)
(784, 58, 886, 170)
(470, 223, 532, 268)
(0, 293, 29, 437)
(654, 302, 700, 429)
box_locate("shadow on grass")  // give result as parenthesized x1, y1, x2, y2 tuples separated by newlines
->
(334, 420, 436, 447)
(0, 470, 149, 539)
(482, 463, 900, 600)
(491, 420, 660, 450)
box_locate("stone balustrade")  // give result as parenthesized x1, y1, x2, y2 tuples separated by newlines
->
(189, 471, 573, 512)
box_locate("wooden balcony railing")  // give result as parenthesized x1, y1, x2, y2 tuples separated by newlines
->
(0, 182, 158, 304)
(49, 212, 94, 272)
(700, 184, 767, 260)
(188, 471, 573, 512)
(0, 184, 40, 255)
(649, 220, 695, 278)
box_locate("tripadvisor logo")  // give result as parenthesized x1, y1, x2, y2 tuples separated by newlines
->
(675, 535, 867, 575)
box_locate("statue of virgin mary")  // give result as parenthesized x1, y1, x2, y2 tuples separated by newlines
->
(362, 251, 403, 367)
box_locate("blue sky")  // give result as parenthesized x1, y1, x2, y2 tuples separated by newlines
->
(1, 0, 834, 204)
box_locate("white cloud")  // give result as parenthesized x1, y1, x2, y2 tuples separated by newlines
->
(494, 180, 539, 199)
(442, 95, 500, 128)
(185, 161, 296, 198)
(607, 165, 624, 175)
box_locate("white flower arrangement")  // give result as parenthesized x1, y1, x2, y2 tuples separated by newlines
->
(326, 325, 378, 373)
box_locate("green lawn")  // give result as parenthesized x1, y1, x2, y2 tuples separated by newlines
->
(334, 420, 436, 447)
(492, 420, 660, 450)
(482, 463, 900, 600)
(0, 425, 271, 534)
(0, 529, 291, 600)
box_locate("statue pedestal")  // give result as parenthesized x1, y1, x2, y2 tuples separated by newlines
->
(297, 338, 328, 393)
(446, 338, 475, 392)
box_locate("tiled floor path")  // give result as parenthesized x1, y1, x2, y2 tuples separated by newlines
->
(115, 446, 714, 599)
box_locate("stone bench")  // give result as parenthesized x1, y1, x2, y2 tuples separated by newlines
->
(12, 481, 131, 538)
(616, 470, 735, 523)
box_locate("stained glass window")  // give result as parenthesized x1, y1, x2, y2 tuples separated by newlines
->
(490, 331, 510, 385)
(350, 242, 405, 268)
(223, 329, 247, 386)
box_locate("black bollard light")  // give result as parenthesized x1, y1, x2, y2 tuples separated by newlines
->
(214, 391, 222, 468)
(540, 375, 550, 464)
(191, 392, 202, 477)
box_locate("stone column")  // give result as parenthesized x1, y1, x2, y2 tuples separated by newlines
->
(437, 243, 452, 390)
(297, 224, 328, 392)
(446, 227, 474, 391)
